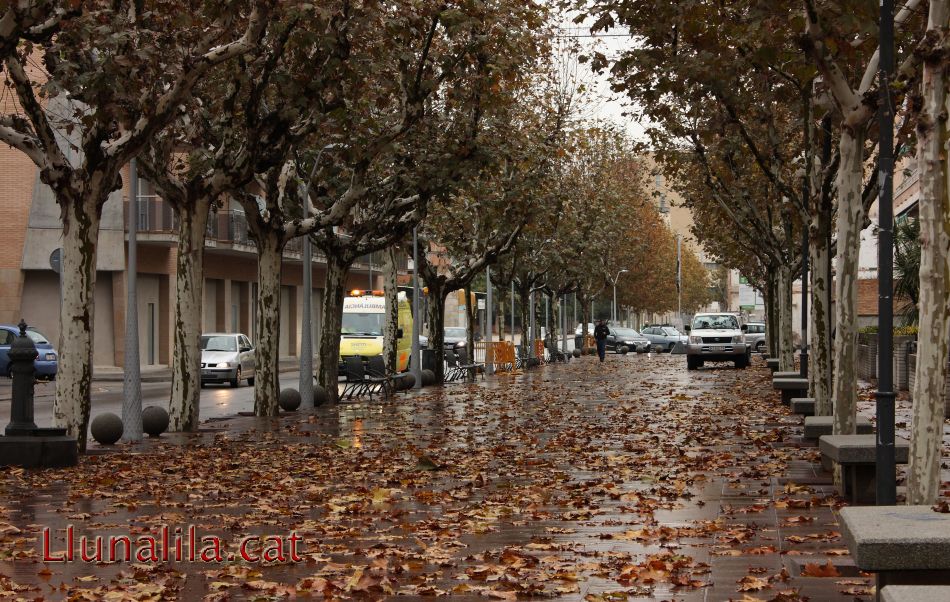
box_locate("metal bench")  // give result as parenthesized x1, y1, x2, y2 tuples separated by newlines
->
(790, 397, 815, 416)
(803, 415, 873, 440)
(840, 506, 950, 601)
(819, 435, 909, 504)
(773, 377, 809, 405)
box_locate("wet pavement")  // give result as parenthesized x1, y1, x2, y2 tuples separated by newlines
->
(0, 353, 902, 600)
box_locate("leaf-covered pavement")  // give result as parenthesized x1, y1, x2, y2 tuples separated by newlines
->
(0, 354, 881, 600)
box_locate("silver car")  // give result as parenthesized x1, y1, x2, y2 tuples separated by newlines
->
(744, 322, 767, 353)
(200, 333, 256, 387)
(641, 325, 688, 352)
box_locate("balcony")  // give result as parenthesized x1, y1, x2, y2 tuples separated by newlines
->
(123, 198, 407, 270)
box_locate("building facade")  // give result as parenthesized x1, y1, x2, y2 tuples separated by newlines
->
(0, 155, 393, 370)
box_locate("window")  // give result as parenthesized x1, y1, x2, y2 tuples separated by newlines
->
(201, 335, 237, 352)
(147, 303, 156, 365)
(692, 315, 740, 330)
(25, 329, 50, 345)
(240, 336, 252, 350)
(0, 330, 13, 346)
(341, 313, 383, 336)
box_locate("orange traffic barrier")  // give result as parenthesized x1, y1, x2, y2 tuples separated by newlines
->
(474, 341, 516, 371)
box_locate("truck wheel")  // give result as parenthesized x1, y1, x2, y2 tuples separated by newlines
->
(687, 356, 698, 370)
(735, 355, 749, 369)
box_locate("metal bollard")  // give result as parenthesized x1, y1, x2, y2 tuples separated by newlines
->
(5, 320, 38, 436)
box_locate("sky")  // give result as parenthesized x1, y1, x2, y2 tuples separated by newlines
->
(555, 10, 649, 143)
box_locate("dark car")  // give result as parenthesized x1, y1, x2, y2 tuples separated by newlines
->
(607, 327, 651, 353)
(443, 327, 480, 351)
(0, 325, 58, 379)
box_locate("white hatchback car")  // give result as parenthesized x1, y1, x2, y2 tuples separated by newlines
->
(200, 333, 256, 387)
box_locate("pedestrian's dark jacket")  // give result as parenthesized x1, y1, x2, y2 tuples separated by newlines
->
(594, 323, 610, 341)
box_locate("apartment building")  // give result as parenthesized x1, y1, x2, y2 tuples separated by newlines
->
(0, 154, 396, 370)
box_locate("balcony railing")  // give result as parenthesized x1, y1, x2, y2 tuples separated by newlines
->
(125, 198, 406, 267)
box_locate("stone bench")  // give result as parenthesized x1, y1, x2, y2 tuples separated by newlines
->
(804, 415, 873, 440)
(840, 506, 950, 601)
(790, 397, 815, 416)
(773, 377, 809, 405)
(773, 370, 801, 379)
(766, 358, 779, 372)
(819, 434, 909, 504)
(882, 586, 950, 602)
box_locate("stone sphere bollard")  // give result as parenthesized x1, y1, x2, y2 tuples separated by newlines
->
(620, 346, 629, 355)
(141, 406, 169, 437)
(399, 372, 416, 390)
(421, 369, 436, 387)
(313, 385, 329, 407)
(279, 388, 301, 411)
(572, 349, 581, 358)
(91, 413, 123, 445)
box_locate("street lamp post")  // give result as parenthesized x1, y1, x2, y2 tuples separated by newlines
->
(876, 0, 896, 505)
(122, 159, 143, 441)
(299, 156, 322, 409)
(611, 269, 629, 323)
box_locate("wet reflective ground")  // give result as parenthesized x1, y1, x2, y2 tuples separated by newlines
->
(0, 354, 876, 600)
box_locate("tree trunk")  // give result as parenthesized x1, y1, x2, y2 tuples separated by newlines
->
(764, 273, 777, 358)
(580, 295, 590, 349)
(382, 246, 399, 373)
(168, 198, 210, 432)
(776, 264, 794, 371)
(810, 216, 834, 416)
(464, 283, 476, 380)
(53, 192, 103, 452)
(518, 284, 531, 357)
(907, 7, 950, 504)
(253, 230, 284, 416)
(832, 128, 867, 436)
(426, 288, 448, 383)
(550, 293, 560, 351)
(317, 254, 350, 403)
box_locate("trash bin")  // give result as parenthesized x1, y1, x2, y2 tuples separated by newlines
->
(421, 348, 437, 372)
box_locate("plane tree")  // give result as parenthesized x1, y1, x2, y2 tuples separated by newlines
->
(0, 0, 271, 449)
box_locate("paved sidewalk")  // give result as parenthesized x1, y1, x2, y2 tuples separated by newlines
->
(0, 353, 924, 600)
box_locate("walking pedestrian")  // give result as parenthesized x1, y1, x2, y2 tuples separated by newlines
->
(594, 319, 610, 362)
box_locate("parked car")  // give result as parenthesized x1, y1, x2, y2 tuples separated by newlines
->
(200, 333, 256, 387)
(607, 327, 651, 353)
(641, 325, 688, 351)
(443, 327, 481, 350)
(744, 322, 767, 353)
(684, 312, 750, 370)
(0, 324, 57, 379)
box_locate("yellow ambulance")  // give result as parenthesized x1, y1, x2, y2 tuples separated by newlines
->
(339, 290, 413, 371)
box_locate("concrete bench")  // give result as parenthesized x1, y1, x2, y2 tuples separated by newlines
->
(804, 415, 873, 440)
(819, 434, 909, 504)
(790, 397, 815, 416)
(765, 358, 779, 372)
(840, 506, 950, 600)
(773, 370, 801, 379)
(773, 377, 809, 405)
(883, 586, 950, 602)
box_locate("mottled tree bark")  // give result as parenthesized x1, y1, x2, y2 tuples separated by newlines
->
(317, 254, 350, 403)
(53, 191, 103, 452)
(832, 129, 867, 437)
(908, 4, 950, 504)
(810, 217, 834, 416)
(381, 246, 399, 373)
(775, 264, 795, 371)
(253, 230, 284, 416)
(426, 287, 448, 383)
(168, 198, 210, 431)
